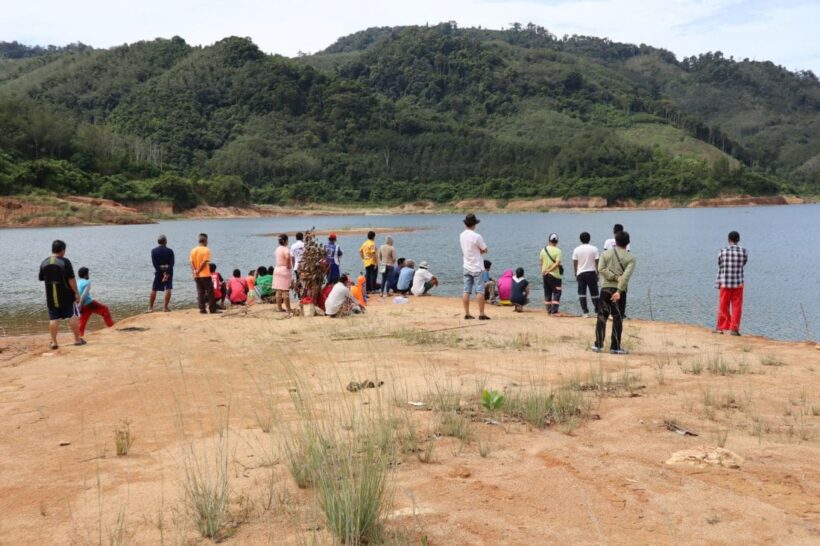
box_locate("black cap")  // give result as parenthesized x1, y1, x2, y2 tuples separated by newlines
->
(463, 213, 480, 227)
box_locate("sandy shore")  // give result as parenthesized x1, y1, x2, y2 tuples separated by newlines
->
(0, 297, 817, 544)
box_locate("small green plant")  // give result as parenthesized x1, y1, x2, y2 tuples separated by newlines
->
(481, 389, 504, 411)
(114, 420, 135, 456)
(689, 360, 703, 375)
(654, 356, 668, 385)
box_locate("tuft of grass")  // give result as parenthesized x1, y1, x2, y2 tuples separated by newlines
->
(438, 411, 472, 443)
(286, 386, 396, 545)
(504, 381, 586, 431)
(760, 354, 784, 367)
(477, 428, 492, 458)
(181, 430, 231, 540)
(107, 506, 132, 546)
(114, 420, 135, 457)
(689, 359, 703, 375)
(654, 356, 668, 385)
(715, 427, 729, 448)
(416, 437, 435, 464)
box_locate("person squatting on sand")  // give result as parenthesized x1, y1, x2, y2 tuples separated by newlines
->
(593, 230, 635, 355)
(714, 230, 748, 336)
(325, 274, 363, 318)
(39, 239, 85, 349)
(460, 213, 490, 320)
(149, 234, 174, 312)
(411, 261, 438, 296)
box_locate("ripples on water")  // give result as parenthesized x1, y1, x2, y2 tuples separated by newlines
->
(1, 205, 818, 341)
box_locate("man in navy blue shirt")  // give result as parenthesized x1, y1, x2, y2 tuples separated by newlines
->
(149, 234, 175, 312)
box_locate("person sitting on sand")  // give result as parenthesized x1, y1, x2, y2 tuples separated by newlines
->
(209, 263, 226, 309)
(77, 267, 115, 337)
(246, 269, 257, 304)
(325, 274, 362, 318)
(351, 275, 368, 308)
(411, 261, 438, 296)
(255, 266, 273, 301)
(396, 259, 415, 295)
(227, 269, 248, 306)
(496, 268, 514, 305)
(385, 257, 405, 295)
(39, 239, 84, 349)
(510, 268, 530, 312)
(482, 260, 497, 304)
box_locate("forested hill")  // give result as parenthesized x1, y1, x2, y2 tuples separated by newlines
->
(0, 23, 817, 209)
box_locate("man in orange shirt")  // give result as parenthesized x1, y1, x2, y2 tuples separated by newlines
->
(190, 233, 217, 314)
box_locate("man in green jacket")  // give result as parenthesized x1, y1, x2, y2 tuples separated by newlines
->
(592, 231, 635, 355)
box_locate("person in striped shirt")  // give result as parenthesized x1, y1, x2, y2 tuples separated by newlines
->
(714, 231, 748, 336)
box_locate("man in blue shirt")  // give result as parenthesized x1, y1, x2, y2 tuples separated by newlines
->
(149, 234, 175, 312)
(396, 259, 415, 295)
(385, 257, 405, 295)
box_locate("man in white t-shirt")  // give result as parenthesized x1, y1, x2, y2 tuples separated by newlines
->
(290, 232, 305, 280)
(459, 213, 490, 320)
(603, 223, 630, 318)
(572, 231, 600, 317)
(325, 274, 360, 317)
(411, 261, 438, 296)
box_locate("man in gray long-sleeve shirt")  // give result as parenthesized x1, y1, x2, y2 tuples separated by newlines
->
(593, 231, 635, 354)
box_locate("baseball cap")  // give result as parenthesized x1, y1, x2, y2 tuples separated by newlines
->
(549, 233, 558, 242)
(329, 233, 337, 240)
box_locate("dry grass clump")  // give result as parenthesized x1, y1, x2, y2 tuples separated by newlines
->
(283, 388, 396, 545)
(181, 429, 231, 540)
(114, 420, 135, 456)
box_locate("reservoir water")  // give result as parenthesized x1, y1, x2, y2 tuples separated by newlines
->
(1, 204, 818, 341)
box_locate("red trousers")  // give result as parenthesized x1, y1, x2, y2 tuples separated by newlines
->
(79, 301, 114, 336)
(717, 286, 743, 332)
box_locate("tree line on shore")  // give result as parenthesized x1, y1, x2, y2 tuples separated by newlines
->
(0, 23, 817, 209)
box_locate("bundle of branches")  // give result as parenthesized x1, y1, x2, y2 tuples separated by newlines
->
(296, 229, 327, 303)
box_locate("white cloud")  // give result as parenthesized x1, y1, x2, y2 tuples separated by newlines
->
(0, 0, 817, 73)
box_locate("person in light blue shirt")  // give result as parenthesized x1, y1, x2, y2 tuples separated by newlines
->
(396, 260, 415, 295)
(77, 267, 115, 337)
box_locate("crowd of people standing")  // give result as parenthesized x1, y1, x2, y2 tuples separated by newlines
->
(37, 215, 748, 353)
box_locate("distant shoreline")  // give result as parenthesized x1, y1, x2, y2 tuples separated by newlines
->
(0, 194, 813, 229)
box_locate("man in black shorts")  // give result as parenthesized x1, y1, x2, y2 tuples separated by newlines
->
(38, 239, 84, 349)
(149, 234, 175, 312)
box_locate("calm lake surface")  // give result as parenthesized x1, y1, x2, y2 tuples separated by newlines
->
(2, 205, 818, 341)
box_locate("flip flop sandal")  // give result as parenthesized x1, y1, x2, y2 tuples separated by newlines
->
(74, 339, 87, 346)
(479, 315, 491, 320)
(464, 314, 475, 320)
(49, 342, 58, 350)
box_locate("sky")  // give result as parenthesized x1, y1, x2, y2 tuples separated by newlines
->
(1, 0, 818, 74)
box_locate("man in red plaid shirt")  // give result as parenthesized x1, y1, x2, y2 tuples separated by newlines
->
(714, 231, 748, 336)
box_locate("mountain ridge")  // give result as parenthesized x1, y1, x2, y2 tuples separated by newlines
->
(0, 23, 817, 210)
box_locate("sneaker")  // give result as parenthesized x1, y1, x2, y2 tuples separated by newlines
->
(729, 330, 741, 336)
(712, 329, 723, 334)
(610, 348, 629, 355)
(591, 345, 603, 353)
(582, 313, 590, 319)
